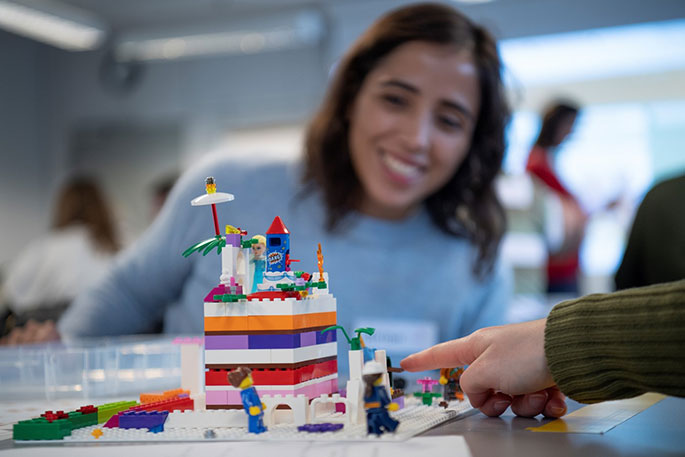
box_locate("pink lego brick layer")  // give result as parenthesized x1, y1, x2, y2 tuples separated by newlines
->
(205, 378, 338, 406)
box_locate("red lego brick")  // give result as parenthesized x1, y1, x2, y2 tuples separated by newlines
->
(205, 359, 338, 386)
(76, 405, 98, 415)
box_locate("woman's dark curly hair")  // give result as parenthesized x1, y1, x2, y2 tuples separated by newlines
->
(302, 2, 510, 277)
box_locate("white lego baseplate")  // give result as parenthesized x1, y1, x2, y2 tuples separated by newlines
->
(16, 398, 473, 444)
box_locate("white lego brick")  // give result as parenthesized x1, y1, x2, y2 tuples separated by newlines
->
(268, 342, 337, 364)
(345, 378, 365, 425)
(348, 350, 364, 381)
(373, 349, 391, 397)
(204, 301, 249, 317)
(242, 295, 336, 316)
(219, 245, 240, 285)
(192, 392, 206, 411)
(309, 394, 351, 425)
(166, 410, 247, 429)
(204, 348, 271, 365)
(261, 394, 309, 426)
(180, 343, 203, 395)
(203, 302, 226, 317)
(206, 343, 336, 366)
(246, 298, 295, 315)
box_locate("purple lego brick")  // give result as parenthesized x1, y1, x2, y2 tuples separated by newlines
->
(225, 234, 241, 247)
(248, 333, 300, 349)
(205, 335, 249, 350)
(297, 423, 344, 433)
(119, 411, 168, 430)
(316, 329, 336, 344)
(300, 331, 316, 347)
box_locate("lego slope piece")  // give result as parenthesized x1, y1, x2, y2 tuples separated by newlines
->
(56, 399, 473, 443)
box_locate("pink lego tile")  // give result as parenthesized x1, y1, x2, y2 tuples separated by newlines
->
(205, 390, 229, 405)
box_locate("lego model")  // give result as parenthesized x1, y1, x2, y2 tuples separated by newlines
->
(184, 178, 338, 411)
(362, 361, 399, 436)
(227, 367, 267, 434)
(12, 177, 473, 444)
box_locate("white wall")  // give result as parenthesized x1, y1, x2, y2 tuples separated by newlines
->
(0, 31, 50, 270)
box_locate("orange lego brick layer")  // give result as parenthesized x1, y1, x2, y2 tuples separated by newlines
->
(204, 312, 337, 332)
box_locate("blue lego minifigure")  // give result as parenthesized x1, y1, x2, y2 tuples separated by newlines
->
(250, 235, 266, 293)
(362, 361, 399, 436)
(227, 367, 267, 434)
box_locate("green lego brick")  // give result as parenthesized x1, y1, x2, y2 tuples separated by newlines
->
(96, 400, 138, 424)
(66, 411, 97, 429)
(13, 418, 72, 441)
(214, 294, 247, 302)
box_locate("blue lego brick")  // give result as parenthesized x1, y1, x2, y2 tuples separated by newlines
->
(248, 333, 300, 349)
(118, 411, 169, 431)
(316, 329, 336, 344)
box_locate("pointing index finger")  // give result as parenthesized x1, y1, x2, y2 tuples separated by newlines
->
(400, 335, 477, 372)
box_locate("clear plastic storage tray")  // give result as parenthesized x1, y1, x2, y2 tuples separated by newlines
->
(0, 336, 184, 400)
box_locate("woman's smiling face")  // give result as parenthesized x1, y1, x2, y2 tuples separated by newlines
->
(348, 40, 481, 220)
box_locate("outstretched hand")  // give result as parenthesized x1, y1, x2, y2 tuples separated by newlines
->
(400, 319, 567, 418)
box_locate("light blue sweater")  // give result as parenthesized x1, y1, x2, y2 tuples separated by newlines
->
(59, 155, 511, 373)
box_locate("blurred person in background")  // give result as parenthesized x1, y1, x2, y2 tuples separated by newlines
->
(1, 176, 119, 344)
(149, 172, 179, 221)
(526, 101, 586, 295)
(54, 3, 513, 369)
(615, 173, 685, 290)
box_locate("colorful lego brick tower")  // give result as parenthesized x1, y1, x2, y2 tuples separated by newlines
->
(184, 184, 339, 409)
(192, 217, 338, 408)
(266, 216, 289, 273)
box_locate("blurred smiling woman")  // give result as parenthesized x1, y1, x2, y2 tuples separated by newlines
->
(59, 3, 512, 369)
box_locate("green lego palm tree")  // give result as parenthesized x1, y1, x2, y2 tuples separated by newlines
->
(182, 235, 227, 257)
(322, 325, 375, 350)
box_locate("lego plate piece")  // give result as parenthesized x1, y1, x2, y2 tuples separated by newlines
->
(8, 436, 474, 457)
(20, 400, 472, 443)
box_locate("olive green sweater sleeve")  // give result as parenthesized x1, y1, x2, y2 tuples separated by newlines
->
(544, 280, 685, 403)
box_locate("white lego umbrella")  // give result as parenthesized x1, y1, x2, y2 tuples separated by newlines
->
(191, 192, 234, 206)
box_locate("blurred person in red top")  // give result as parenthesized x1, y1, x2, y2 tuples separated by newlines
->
(526, 101, 586, 295)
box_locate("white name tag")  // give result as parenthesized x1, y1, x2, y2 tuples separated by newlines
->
(352, 318, 439, 355)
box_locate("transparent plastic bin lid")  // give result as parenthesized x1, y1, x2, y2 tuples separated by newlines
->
(0, 335, 188, 401)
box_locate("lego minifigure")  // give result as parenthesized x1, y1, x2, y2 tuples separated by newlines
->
(439, 367, 465, 401)
(362, 361, 399, 436)
(227, 367, 267, 434)
(250, 235, 266, 293)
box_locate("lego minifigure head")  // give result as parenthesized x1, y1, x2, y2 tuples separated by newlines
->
(303, 2, 508, 277)
(227, 367, 253, 389)
(251, 235, 266, 258)
(362, 361, 385, 396)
